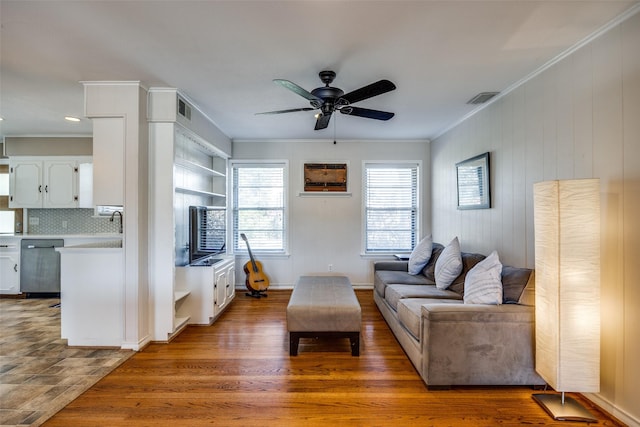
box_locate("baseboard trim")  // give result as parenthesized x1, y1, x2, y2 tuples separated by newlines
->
(584, 392, 640, 427)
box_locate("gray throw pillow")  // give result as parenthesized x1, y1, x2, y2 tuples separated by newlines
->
(435, 237, 463, 289)
(408, 235, 433, 275)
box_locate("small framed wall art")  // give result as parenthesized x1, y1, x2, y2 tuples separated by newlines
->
(456, 152, 491, 210)
(303, 162, 348, 193)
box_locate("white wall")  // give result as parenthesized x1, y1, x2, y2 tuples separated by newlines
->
(431, 12, 640, 426)
(232, 139, 430, 287)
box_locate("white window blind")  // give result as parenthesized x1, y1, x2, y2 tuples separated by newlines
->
(364, 163, 419, 253)
(232, 162, 286, 253)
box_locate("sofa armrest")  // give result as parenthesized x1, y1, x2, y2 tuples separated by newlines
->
(374, 260, 408, 272)
(420, 303, 543, 386)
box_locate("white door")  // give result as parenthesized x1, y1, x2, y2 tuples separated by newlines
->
(225, 263, 235, 301)
(215, 267, 228, 312)
(0, 251, 20, 294)
(9, 161, 42, 208)
(44, 160, 78, 208)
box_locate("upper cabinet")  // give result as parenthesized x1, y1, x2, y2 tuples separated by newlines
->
(91, 117, 125, 206)
(9, 157, 91, 208)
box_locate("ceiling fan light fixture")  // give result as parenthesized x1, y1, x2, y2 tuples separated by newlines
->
(260, 70, 396, 130)
(466, 92, 499, 105)
(64, 116, 81, 122)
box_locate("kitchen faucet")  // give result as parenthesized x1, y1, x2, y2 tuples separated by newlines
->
(110, 211, 123, 234)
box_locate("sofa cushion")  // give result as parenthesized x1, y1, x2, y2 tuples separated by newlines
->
(448, 252, 487, 296)
(421, 243, 445, 281)
(435, 237, 463, 289)
(463, 250, 503, 305)
(374, 270, 433, 298)
(502, 266, 533, 304)
(408, 235, 433, 275)
(385, 284, 462, 311)
(397, 298, 462, 341)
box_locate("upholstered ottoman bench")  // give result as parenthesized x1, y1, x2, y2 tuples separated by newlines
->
(287, 275, 361, 356)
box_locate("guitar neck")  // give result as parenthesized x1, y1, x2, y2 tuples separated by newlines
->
(247, 246, 259, 273)
(242, 234, 259, 273)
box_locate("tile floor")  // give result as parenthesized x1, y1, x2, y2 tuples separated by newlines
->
(0, 298, 133, 427)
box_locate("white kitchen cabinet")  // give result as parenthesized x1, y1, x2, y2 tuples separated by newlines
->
(9, 157, 91, 208)
(215, 259, 236, 314)
(0, 237, 20, 294)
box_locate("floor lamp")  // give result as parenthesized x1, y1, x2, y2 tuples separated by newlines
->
(532, 179, 600, 422)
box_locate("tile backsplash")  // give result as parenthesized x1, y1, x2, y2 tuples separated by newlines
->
(26, 208, 120, 234)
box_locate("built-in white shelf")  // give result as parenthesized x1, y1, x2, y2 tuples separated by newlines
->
(175, 187, 225, 198)
(174, 290, 190, 303)
(173, 316, 190, 333)
(175, 158, 225, 177)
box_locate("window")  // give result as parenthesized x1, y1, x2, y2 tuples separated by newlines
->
(231, 161, 287, 254)
(363, 162, 419, 253)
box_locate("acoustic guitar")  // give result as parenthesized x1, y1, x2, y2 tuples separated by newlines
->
(240, 233, 269, 297)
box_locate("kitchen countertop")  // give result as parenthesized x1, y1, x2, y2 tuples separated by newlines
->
(58, 240, 123, 249)
(0, 233, 123, 239)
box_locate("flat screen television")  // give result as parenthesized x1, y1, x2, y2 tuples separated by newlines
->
(188, 206, 226, 265)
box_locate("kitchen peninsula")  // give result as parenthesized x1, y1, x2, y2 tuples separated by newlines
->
(56, 238, 124, 347)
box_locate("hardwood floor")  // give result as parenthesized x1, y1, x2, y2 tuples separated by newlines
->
(43, 290, 621, 426)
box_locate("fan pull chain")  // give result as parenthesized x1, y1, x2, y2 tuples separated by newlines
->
(333, 113, 337, 144)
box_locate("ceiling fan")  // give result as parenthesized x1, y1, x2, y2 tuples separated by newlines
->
(257, 70, 396, 130)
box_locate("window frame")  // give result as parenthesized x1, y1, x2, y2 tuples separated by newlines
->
(229, 159, 289, 256)
(362, 160, 421, 255)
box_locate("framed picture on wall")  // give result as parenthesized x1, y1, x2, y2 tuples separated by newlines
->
(302, 162, 348, 192)
(456, 152, 491, 210)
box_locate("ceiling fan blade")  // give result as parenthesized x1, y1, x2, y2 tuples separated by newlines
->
(314, 113, 332, 130)
(274, 79, 322, 102)
(256, 107, 315, 115)
(341, 79, 396, 104)
(340, 106, 394, 121)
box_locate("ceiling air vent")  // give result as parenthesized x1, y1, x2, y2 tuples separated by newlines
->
(177, 97, 192, 120)
(467, 92, 499, 105)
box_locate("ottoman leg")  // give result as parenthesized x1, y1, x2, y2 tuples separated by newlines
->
(290, 332, 300, 356)
(349, 333, 360, 356)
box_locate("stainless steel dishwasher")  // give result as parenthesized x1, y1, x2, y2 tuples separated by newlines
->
(20, 239, 64, 295)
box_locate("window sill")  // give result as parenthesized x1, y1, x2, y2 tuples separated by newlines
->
(298, 192, 352, 197)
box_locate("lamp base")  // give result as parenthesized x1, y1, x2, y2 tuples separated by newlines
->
(533, 393, 597, 423)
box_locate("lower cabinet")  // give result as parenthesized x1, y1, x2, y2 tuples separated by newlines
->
(0, 238, 20, 295)
(175, 257, 235, 326)
(58, 246, 124, 347)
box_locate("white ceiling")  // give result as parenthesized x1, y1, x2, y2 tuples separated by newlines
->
(1, 1, 638, 142)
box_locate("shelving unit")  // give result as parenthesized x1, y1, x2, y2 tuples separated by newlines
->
(148, 88, 233, 342)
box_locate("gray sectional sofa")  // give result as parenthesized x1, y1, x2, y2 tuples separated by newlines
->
(373, 242, 545, 388)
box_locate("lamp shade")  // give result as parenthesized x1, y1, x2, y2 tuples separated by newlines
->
(533, 179, 600, 393)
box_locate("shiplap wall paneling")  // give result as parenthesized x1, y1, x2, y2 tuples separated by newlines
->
(572, 45, 594, 179)
(592, 23, 626, 406)
(499, 96, 515, 262)
(524, 76, 544, 268)
(556, 58, 575, 180)
(621, 12, 640, 412)
(542, 65, 558, 181)
(511, 86, 528, 268)
(488, 100, 503, 255)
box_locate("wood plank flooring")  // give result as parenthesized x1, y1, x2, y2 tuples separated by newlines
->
(43, 290, 621, 427)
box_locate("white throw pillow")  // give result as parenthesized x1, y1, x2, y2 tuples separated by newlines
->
(464, 250, 503, 305)
(408, 235, 433, 275)
(435, 237, 463, 289)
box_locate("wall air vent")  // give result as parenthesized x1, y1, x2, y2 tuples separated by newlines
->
(466, 92, 499, 105)
(177, 97, 192, 120)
